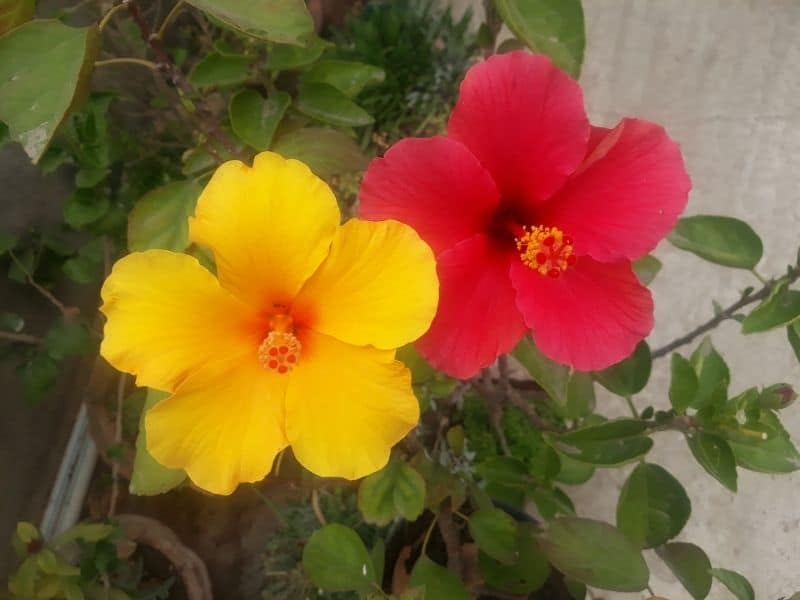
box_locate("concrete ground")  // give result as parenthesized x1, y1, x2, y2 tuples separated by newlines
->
(448, 0, 800, 597)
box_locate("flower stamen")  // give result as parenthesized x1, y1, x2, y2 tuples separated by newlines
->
(258, 330, 301, 374)
(515, 225, 576, 278)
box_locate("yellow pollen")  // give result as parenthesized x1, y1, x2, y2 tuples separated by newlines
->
(515, 225, 576, 278)
(258, 330, 301, 374)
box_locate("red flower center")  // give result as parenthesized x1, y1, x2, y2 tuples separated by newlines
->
(258, 313, 301, 374)
(515, 225, 576, 278)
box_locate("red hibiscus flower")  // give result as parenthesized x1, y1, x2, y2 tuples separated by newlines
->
(359, 51, 691, 377)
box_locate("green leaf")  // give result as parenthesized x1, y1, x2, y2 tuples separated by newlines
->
(690, 338, 730, 409)
(616, 463, 691, 548)
(656, 542, 712, 600)
(0, 20, 99, 162)
(45, 319, 92, 360)
(184, 0, 313, 44)
(710, 568, 755, 600)
(513, 335, 570, 404)
(686, 432, 737, 491)
(189, 53, 251, 88)
(593, 342, 651, 396)
(271, 127, 367, 177)
(476, 456, 531, 489)
(370, 539, 385, 586)
(52, 522, 114, 547)
(128, 181, 201, 252)
(669, 353, 698, 413)
(668, 215, 763, 269)
(409, 556, 469, 600)
(20, 353, 58, 404)
(266, 35, 328, 70)
(555, 455, 595, 485)
(229, 89, 289, 151)
(493, 0, 585, 78)
(15, 521, 38, 544)
(130, 389, 187, 495)
(396, 344, 436, 384)
(357, 458, 426, 526)
(727, 411, 800, 473)
(468, 507, 519, 564)
(303, 60, 385, 97)
(546, 419, 652, 466)
(295, 83, 374, 127)
(63, 189, 109, 228)
(303, 524, 375, 593)
(0, 229, 16, 255)
(565, 371, 595, 419)
(0, 311, 24, 332)
(479, 524, 549, 595)
(742, 283, 800, 334)
(632, 255, 662, 286)
(788, 321, 800, 363)
(538, 517, 649, 592)
(0, 0, 34, 35)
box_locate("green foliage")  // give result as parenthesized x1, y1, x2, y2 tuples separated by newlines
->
(409, 556, 469, 600)
(127, 181, 201, 252)
(468, 507, 519, 564)
(710, 568, 755, 600)
(687, 431, 737, 491)
(0, 0, 34, 35)
(656, 542, 712, 600)
(357, 456, 426, 525)
(229, 89, 290, 150)
(632, 254, 663, 286)
(302, 523, 377, 594)
(546, 419, 653, 466)
(668, 215, 763, 269)
(478, 523, 550, 595)
(742, 281, 800, 333)
(184, 0, 314, 44)
(594, 341, 652, 397)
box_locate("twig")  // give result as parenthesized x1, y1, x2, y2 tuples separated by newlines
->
(437, 501, 463, 578)
(651, 263, 800, 359)
(156, 0, 186, 39)
(9, 251, 79, 319)
(474, 369, 511, 455)
(108, 373, 127, 517)
(95, 57, 159, 70)
(98, 1, 128, 32)
(420, 514, 438, 555)
(311, 488, 327, 526)
(0, 331, 44, 345)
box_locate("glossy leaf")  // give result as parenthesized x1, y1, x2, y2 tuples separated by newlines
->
(128, 181, 201, 252)
(468, 507, 519, 564)
(63, 188, 109, 228)
(0, 19, 99, 162)
(710, 568, 755, 600)
(295, 83, 374, 127)
(266, 35, 327, 70)
(410, 556, 469, 600)
(479, 524, 550, 595)
(632, 254, 662, 286)
(690, 338, 730, 409)
(21, 353, 58, 404)
(0, 0, 34, 35)
(686, 432, 737, 491)
(565, 371, 595, 419)
(357, 458, 426, 526)
(229, 89, 289, 150)
(130, 389, 187, 495)
(788, 321, 800, 363)
(616, 463, 691, 548)
(45, 319, 92, 360)
(189, 53, 251, 88)
(656, 542, 712, 600)
(594, 341, 651, 396)
(302, 524, 376, 593)
(513, 336, 570, 404)
(669, 353, 698, 413)
(303, 60, 385, 97)
(547, 419, 652, 466)
(727, 412, 800, 474)
(184, 0, 313, 44)
(494, 0, 585, 78)
(741, 283, 800, 334)
(668, 215, 763, 269)
(271, 127, 367, 177)
(538, 517, 649, 592)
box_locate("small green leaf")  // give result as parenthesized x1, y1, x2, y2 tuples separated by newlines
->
(20, 353, 58, 404)
(656, 542, 712, 600)
(555, 455, 595, 485)
(593, 341, 651, 397)
(131, 389, 187, 495)
(538, 517, 649, 592)
(669, 353, 698, 413)
(396, 344, 436, 384)
(266, 35, 328, 70)
(302, 524, 376, 593)
(45, 319, 92, 360)
(479, 524, 550, 595)
(727, 411, 800, 474)
(409, 556, 469, 600)
(468, 507, 519, 564)
(710, 568, 755, 600)
(52, 522, 114, 547)
(788, 321, 800, 363)
(184, 0, 313, 44)
(686, 432, 737, 491)
(15, 521, 39, 544)
(302, 60, 385, 97)
(632, 255, 662, 286)
(690, 338, 730, 409)
(128, 181, 201, 252)
(513, 335, 570, 404)
(565, 371, 595, 419)
(370, 539, 385, 586)
(295, 83, 374, 127)
(229, 89, 289, 150)
(493, 0, 585, 78)
(63, 188, 109, 228)
(616, 463, 691, 548)
(189, 53, 251, 88)
(0, 311, 23, 332)
(0, 20, 99, 162)
(0, 229, 16, 255)
(0, 0, 34, 35)
(742, 283, 800, 334)
(357, 458, 426, 526)
(271, 127, 367, 177)
(547, 419, 652, 466)
(668, 215, 763, 269)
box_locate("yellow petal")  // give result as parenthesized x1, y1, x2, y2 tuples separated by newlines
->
(100, 250, 262, 391)
(146, 360, 287, 495)
(294, 219, 438, 349)
(189, 152, 340, 308)
(285, 330, 419, 479)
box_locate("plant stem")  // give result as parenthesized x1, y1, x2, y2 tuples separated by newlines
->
(0, 331, 44, 345)
(311, 488, 327, 526)
(624, 395, 639, 418)
(95, 57, 158, 70)
(9, 251, 79, 319)
(438, 501, 463, 578)
(651, 263, 800, 359)
(156, 0, 186, 39)
(108, 373, 127, 518)
(420, 514, 438, 555)
(98, 1, 128, 32)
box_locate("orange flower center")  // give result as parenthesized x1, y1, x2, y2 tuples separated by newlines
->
(515, 225, 576, 278)
(257, 313, 301, 374)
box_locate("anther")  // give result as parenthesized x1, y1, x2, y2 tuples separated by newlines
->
(515, 225, 577, 278)
(258, 329, 301, 374)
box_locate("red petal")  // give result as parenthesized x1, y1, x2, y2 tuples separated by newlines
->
(448, 51, 589, 206)
(539, 119, 691, 261)
(360, 137, 500, 256)
(417, 235, 526, 379)
(510, 257, 654, 371)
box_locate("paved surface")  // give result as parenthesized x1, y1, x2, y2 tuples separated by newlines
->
(448, 0, 800, 597)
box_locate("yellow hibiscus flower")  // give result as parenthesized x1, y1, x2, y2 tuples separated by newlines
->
(100, 152, 439, 495)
